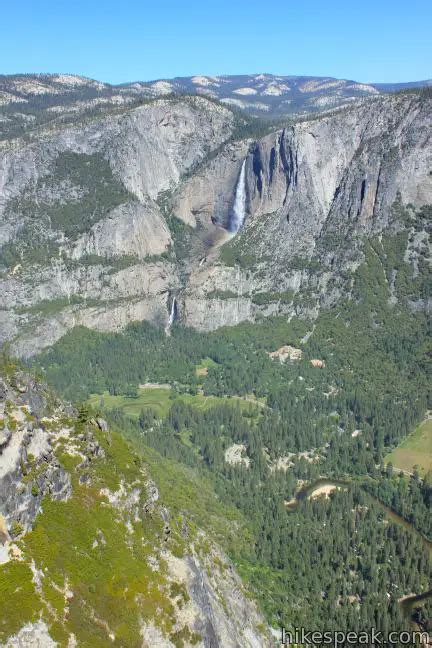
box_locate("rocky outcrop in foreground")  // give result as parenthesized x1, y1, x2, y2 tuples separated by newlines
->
(0, 363, 272, 647)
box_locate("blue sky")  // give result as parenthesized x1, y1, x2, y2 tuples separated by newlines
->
(2, 0, 431, 84)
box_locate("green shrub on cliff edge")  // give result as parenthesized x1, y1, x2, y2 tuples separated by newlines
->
(0, 400, 252, 646)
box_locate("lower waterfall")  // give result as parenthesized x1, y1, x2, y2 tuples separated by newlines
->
(165, 296, 176, 335)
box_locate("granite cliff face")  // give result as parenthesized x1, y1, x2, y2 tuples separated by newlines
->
(0, 96, 234, 207)
(0, 90, 431, 353)
(0, 371, 72, 536)
(176, 92, 431, 330)
(176, 93, 431, 248)
(0, 96, 235, 355)
(0, 364, 272, 647)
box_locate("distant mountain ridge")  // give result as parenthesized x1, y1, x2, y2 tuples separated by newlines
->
(1, 72, 431, 118)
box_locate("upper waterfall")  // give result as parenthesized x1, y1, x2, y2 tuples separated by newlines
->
(228, 159, 247, 233)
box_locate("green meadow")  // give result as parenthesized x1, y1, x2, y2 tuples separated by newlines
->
(87, 385, 260, 420)
(385, 418, 432, 477)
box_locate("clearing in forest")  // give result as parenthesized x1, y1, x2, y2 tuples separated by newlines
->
(87, 385, 259, 419)
(385, 418, 432, 477)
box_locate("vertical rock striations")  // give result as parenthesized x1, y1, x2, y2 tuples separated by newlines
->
(0, 91, 431, 349)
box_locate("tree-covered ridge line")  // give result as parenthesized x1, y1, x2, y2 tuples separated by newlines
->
(5, 71, 423, 143)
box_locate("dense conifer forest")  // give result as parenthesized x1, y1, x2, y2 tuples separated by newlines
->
(31, 229, 432, 636)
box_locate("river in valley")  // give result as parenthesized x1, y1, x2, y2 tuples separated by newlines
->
(286, 478, 432, 626)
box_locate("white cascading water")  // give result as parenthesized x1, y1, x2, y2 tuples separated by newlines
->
(229, 159, 247, 233)
(165, 296, 176, 335)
